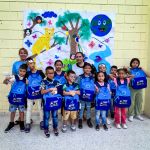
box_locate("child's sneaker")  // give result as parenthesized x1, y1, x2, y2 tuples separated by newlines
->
(54, 128, 59, 136)
(70, 125, 76, 132)
(135, 115, 144, 121)
(103, 124, 108, 131)
(87, 118, 93, 128)
(25, 124, 31, 133)
(128, 116, 134, 122)
(14, 120, 20, 125)
(40, 121, 44, 130)
(19, 121, 25, 132)
(4, 122, 14, 133)
(44, 129, 50, 138)
(106, 118, 111, 125)
(116, 124, 121, 129)
(95, 124, 100, 131)
(78, 119, 83, 129)
(61, 125, 67, 133)
(122, 124, 128, 129)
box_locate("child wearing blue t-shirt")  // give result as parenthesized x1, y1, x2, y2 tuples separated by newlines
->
(78, 63, 95, 129)
(25, 58, 45, 133)
(54, 60, 66, 85)
(95, 71, 111, 131)
(3, 64, 27, 133)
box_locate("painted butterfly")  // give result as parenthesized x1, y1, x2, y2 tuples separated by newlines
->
(25, 40, 32, 47)
(88, 41, 95, 48)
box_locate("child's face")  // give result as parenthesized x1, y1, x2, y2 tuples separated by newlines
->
(97, 73, 105, 82)
(131, 60, 139, 68)
(75, 53, 84, 63)
(118, 70, 125, 79)
(19, 69, 26, 77)
(28, 62, 35, 70)
(46, 69, 54, 80)
(19, 50, 28, 61)
(67, 73, 76, 83)
(55, 62, 63, 71)
(83, 66, 92, 75)
(111, 68, 117, 75)
(99, 65, 106, 72)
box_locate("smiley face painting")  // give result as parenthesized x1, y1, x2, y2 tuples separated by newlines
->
(90, 14, 112, 37)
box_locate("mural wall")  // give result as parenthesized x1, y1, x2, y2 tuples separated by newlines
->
(23, 10, 115, 72)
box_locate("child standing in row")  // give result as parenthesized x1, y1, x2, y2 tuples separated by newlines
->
(41, 66, 62, 137)
(98, 64, 111, 124)
(109, 66, 118, 118)
(62, 70, 80, 132)
(78, 63, 95, 129)
(3, 64, 27, 132)
(128, 58, 150, 122)
(54, 60, 66, 85)
(25, 58, 45, 133)
(114, 68, 133, 129)
(95, 72, 111, 131)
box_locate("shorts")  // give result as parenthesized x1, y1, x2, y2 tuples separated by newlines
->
(9, 104, 25, 112)
(63, 109, 77, 121)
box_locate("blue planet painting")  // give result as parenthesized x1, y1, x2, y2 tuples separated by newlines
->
(90, 14, 112, 37)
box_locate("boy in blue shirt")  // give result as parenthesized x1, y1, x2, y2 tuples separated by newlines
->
(25, 58, 45, 133)
(3, 64, 27, 133)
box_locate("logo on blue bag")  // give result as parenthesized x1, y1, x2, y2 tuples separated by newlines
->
(49, 100, 59, 107)
(67, 101, 76, 110)
(13, 97, 22, 103)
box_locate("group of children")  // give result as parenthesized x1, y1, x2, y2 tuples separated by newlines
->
(3, 52, 150, 138)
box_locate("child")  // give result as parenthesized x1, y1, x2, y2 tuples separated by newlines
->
(114, 68, 133, 129)
(78, 63, 95, 129)
(109, 65, 118, 118)
(25, 58, 45, 133)
(95, 71, 111, 131)
(98, 63, 111, 124)
(3, 64, 27, 133)
(128, 58, 150, 122)
(41, 66, 62, 137)
(54, 60, 66, 85)
(62, 70, 80, 132)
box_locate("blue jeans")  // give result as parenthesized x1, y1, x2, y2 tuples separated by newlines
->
(95, 110, 107, 125)
(44, 110, 58, 130)
(79, 100, 91, 120)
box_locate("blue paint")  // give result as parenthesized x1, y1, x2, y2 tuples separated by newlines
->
(25, 40, 32, 47)
(90, 14, 112, 37)
(42, 11, 57, 18)
(89, 45, 111, 73)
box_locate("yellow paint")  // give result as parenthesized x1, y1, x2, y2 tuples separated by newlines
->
(32, 28, 54, 55)
(0, 0, 150, 112)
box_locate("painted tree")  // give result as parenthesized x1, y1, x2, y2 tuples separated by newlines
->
(27, 12, 47, 29)
(24, 12, 47, 38)
(56, 11, 91, 56)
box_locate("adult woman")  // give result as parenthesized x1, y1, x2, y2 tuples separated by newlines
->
(12, 48, 28, 75)
(72, 52, 96, 78)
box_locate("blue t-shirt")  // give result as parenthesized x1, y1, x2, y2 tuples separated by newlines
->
(12, 61, 26, 75)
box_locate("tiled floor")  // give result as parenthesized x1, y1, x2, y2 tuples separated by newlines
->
(0, 113, 150, 150)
